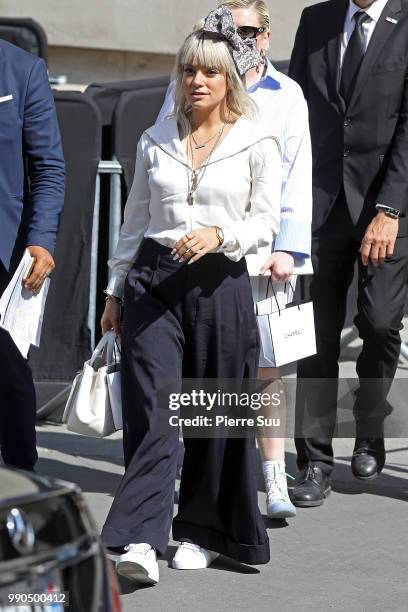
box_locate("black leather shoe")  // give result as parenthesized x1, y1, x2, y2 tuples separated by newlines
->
(351, 438, 385, 480)
(289, 465, 331, 507)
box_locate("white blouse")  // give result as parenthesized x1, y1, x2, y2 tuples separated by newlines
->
(107, 116, 282, 298)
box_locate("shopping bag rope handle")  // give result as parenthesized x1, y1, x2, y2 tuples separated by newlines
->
(265, 278, 300, 315)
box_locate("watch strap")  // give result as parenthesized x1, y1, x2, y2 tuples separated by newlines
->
(376, 204, 402, 219)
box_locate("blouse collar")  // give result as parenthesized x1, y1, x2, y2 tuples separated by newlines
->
(144, 115, 280, 167)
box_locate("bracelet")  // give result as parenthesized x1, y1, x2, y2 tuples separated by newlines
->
(104, 292, 123, 305)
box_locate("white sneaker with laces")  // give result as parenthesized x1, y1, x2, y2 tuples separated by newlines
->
(265, 461, 297, 519)
(172, 542, 219, 570)
(115, 543, 159, 585)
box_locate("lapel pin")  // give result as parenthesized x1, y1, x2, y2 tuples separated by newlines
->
(385, 16, 399, 24)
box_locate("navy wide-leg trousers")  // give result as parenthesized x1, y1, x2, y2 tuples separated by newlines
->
(101, 239, 270, 565)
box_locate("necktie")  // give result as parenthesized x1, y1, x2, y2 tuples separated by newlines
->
(340, 11, 371, 105)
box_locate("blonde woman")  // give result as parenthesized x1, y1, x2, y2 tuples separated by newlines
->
(102, 9, 281, 584)
(158, 0, 312, 519)
(100, 7, 282, 585)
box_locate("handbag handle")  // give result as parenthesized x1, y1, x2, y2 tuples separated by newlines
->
(105, 332, 122, 367)
(112, 337, 121, 366)
(90, 331, 120, 368)
(89, 332, 112, 367)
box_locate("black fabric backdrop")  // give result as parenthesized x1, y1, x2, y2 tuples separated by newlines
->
(30, 92, 102, 381)
(113, 86, 169, 194)
(89, 81, 170, 331)
(85, 76, 170, 126)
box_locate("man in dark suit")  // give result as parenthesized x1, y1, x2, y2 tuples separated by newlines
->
(0, 40, 65, 470)
(288, 0, 408, 506)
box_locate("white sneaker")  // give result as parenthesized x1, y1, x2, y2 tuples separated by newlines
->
(172, 542, 219, 570)
(116, 543, 159, 585)
(265, 462, 297, 519)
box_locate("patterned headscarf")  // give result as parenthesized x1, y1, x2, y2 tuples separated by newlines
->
(202, 6, 261, 76)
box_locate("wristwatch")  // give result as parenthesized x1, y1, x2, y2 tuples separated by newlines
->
(383, 209, 401, 220)
(213, 226, 225, 246)
(375, 204, 402, 219)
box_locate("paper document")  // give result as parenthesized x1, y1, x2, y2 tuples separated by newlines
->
(0, 250, 50, 355)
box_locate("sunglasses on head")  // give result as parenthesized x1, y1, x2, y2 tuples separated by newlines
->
(236, 26, 267, 39)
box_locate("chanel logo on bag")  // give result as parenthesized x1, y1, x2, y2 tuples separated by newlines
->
(284, 330, 301, 339)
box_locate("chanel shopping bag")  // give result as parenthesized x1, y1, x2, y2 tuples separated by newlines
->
(256, 280, 316, 367)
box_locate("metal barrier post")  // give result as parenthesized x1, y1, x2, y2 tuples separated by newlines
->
(88, 173, 101, 351)
(88, 160, 123, 350)
(107, 157, 124, 259)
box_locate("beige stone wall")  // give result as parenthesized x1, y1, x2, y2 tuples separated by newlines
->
(0, 0, 320, 83)
(48, 47, 175, 86)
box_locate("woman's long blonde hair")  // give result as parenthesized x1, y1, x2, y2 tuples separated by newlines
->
(172, 30, 257, 137)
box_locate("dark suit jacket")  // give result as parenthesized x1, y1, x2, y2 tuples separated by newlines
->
(289, 0, 408, 236)
(0, 40, 65, 271)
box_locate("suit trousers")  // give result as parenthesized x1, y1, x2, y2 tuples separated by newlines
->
(295, 191, 408, 473)
(101, 239, 270, 565)
(0, 263, 37, 470)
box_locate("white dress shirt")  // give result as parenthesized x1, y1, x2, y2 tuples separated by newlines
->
(107, 116, 282, 298)
(340, 0, 390, 67)
(157, 61, 313, 263)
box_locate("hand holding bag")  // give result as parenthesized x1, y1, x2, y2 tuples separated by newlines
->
(256, 280, 317, 367)
(62, 331, 122, 437)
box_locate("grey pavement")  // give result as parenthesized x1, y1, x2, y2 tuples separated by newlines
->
(35, 324, 408, 612)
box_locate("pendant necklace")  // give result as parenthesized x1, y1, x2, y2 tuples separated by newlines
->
(187, 121, 226, 206)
